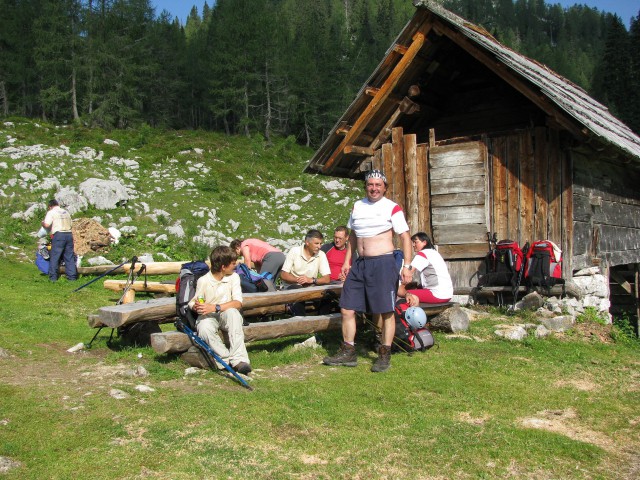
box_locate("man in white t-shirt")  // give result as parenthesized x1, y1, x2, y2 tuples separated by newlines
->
(41, 199, 77, 281)
(323, 170, 413, 372)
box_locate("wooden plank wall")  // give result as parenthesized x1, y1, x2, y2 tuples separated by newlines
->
(488, 129, 568, 273)
(572, 152, 640, 269)
(429, 141, 488, 259)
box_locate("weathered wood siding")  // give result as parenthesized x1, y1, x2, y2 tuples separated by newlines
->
(487, 128, 572, 276)
(572, 151, 640, 269)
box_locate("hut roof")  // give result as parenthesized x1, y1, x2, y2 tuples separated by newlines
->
(306, 0, 640, 177)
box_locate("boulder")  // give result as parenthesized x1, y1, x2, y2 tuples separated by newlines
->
(495, 325, 527, 341)
(79, 178, 128, 210)
(541, 315, 575, 332)
(56, 187, 88, 215)
(514, 291, 545, 311)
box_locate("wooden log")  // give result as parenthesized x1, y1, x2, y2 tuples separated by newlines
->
(76, 261, 189, 276)
(92, 285, 343, 329)
(429, 305, 470, 333)
(151, 313, 343, 355)
(104, 280, 177, 293)
(181, 346, 212, 370)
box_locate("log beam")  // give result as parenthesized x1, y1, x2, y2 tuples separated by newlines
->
(322, 32, 426, 173)
(151, 313, 344, 354)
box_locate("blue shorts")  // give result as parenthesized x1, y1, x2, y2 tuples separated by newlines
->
(339, 254, 399, 314)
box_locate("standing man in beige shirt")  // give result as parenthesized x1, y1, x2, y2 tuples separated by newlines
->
(41, 199, 77, 281)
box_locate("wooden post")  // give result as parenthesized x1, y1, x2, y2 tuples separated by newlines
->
(416, 143, 430, 236)
(391, 127, 405, 209)
(635, 264, 639, 336)
(404, 133, 419, 232)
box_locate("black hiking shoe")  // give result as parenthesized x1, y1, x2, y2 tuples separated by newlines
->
(371, 345, 391, 373)
(233, 362, 252, 375)
(323, 342, 357, 367)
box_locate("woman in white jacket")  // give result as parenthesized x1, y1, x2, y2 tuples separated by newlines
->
(397, 232, 453, 306)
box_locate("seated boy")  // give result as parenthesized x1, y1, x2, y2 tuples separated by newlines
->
(188, 245, 251, 375)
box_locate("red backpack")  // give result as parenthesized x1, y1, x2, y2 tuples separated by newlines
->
(524, 240, 562, 288)
(482, 239, 525, 287)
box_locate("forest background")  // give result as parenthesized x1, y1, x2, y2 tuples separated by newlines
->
(1, 0, 639, 147)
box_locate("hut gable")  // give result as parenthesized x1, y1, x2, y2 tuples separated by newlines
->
(306, 0, 640, 287)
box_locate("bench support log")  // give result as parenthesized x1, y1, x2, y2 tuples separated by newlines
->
(151, 313, 343, 355)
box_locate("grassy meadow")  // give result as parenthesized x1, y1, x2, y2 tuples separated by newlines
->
(0, 120, 639, 479)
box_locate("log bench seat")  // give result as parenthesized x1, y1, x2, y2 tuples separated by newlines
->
(89, 284, 344, 329)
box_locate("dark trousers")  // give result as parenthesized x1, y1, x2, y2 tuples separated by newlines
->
(49, 232, 77, 281)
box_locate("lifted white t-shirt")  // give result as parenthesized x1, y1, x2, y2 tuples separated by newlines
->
(348, 197, 409, 238)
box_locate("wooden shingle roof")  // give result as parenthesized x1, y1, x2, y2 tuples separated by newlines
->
(305, 0, 640, 177)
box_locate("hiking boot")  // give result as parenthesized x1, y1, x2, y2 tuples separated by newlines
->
(323, 342, 357, 367)
(233, 362, 252, 375)
(371, 345, 391, 373)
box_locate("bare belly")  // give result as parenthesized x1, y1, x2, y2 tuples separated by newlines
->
(356, 230, 394, 257)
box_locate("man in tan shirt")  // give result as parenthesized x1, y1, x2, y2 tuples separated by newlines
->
(41, 199, 77, 281)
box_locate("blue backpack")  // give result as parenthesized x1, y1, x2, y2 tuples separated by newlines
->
(234, 263, 273, 293)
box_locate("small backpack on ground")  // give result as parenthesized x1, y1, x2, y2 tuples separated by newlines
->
(524, 240, 563, 288)
(482, 239, 525, 287)
(176, 261, 210, 331)
(392, 302, 435, 352)
(235, 263, 274, 293)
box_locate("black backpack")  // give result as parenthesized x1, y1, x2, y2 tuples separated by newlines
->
(176, 261, 210, 331)
(482, 239, 525, 287)
(392, 303, 434, 352)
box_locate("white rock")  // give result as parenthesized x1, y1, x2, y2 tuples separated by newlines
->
(55, 187, 88, 215)
(168, 224, 185, 238)
(154, 234, 168, 243)
(79, 178, 129, 210)
(87, 256, 113, 266)
(67, 342, 85, 353)
(138, 254, 155, 263)
(103, 138, 120, 146)
(109, 388, 130, 399)
(134, 385, 155, 393)
(184, 367, 203, 375)
(573, 267, 600, 276)
(321, 179, 346, 191)
(108, 227, 121, 244)
(535, 325, 550, 338)
(494, 325, 527, 341)
(228, 219, 240, 231)
(120, 225, 137, 234)
(572, 274, 608, 297)
(19, 171, 37, 182)
(277, 222, 293, 235)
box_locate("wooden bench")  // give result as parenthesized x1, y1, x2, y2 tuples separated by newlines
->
(103, 280, 177, 304)
(89, 284, 344, 329)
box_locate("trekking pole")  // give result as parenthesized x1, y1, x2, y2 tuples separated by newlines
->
(511, 242, 530, 310)
(117, 264, 146, 305)
(72, 256, 138, 293)
(176, 319, 253, 391)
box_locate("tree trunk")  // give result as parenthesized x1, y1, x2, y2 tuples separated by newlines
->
(264, 60, 272, 144)
(0, 81, 7, 115)
(244, 80, 250, 137)
(71, 66, 80, 121)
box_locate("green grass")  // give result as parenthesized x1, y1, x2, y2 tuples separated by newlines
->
(1, 258, 639, 479)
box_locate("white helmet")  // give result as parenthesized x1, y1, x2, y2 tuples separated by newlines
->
(405, 307, 427, 330)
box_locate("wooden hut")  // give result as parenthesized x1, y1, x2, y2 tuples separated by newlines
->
(305, 1, 640, 321)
